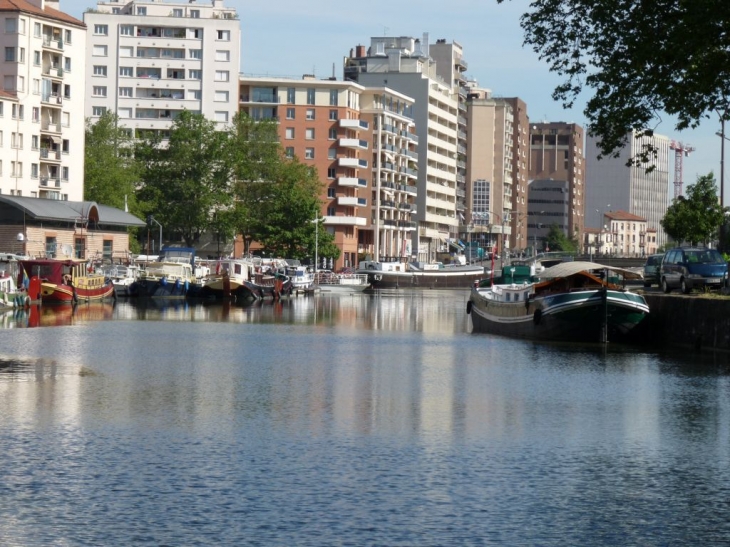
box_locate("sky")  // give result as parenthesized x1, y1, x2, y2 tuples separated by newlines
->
(65, 0, 726, 202)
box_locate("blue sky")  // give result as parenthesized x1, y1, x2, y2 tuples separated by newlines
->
(67, 0, 725, 201)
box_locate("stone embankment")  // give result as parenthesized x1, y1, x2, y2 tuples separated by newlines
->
(635, 293, 730, 352)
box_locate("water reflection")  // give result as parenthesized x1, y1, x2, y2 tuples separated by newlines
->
(0, 302, 115, 328)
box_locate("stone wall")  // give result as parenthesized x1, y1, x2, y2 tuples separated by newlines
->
(635, 294, 730, 352)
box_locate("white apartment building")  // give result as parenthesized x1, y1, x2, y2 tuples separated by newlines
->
(83, 0, 240, 136)
(585, 130, 671, 248)
(0, 0, 86, 201)
(345, 35, 459, 263)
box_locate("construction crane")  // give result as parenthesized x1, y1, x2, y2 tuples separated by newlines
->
(670, 141, 695, 198)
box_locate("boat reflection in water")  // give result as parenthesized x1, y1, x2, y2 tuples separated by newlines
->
(0, 302, 116, 328)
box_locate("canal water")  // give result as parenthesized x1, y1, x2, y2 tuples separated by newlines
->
(1, 292, 729, 546)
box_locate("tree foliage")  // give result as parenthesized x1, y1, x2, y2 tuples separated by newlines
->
(136, 111, 230, 247)
(661, 173, 727, 245)
(84, 111, 140, 212)
(544, 223, 577, 252)
(499, 0, 730, 163)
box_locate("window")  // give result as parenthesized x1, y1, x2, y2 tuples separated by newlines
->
(62, 139, 69, 153)
(217, 30, 230, 41)
(11, 161, 22, 177)
(305, 128, 315, 140)
(93, 86, 107, 97)
(214, 90, 229, 102)
(190, 9, 200, 18)
(286, 108, 295, 119)
(189, 90, 201, 100)
(3, 75, 14, 91)
(215, 50, 230, 62)
(305, 148, 314, 159)
(119, 87, 132, 97)
(93, 45, 108, 57)
(329, 89, 338, 106)
(328, 149, 336, 160)
(328, 128, 337, 140)
(119, 107, 132, 118)
(119, 66, 132, 77)
(5, 18, 16, 33)
(31, 163, 38, 178)
(33, 50, 40, 65)
(327, 207, 336, 216)
(119, 46, 133, 58)
(64, 30, 72, 43)
(94, 24, 108, 35)
(31, 135, 38, 149)
(62, 111, 70, 126)
(11, 132, 22, 148)
(287, 87, 295, 104)
(32, 106, 38, 122)
(329, 109, 338, 121)
(5, 47, 15, 62)
(34, 22, 40, 37)
(64, 57, 71, 72)
(62, 167, 69, 180)
(93, 65, 107, 76)
(189, 49, 202, 59)
(172, 8, 183, 17)
(92, 106, 106, 116)
(307, 88, 315, 105)
(306, 108, 315, 120)
(120, 25, 133, 36)
(136, 6, 147, 15)
(64, 84, 70, 98)
(103, 240, 113, 260)
(285, 128, 295, 139)
(285, 147, 294, 158)
(17, 76, 23, 92)
(189, 69, 201, 79)
(327, 168, 336, 179)
(75, 238, 85, 259)
(327, 188, 336, 198)
(214, 111, 228, 123)
(45, 237, 56, 258)
(214, 70, 229, 82)
(18, 47, 24, 63)
(0, 102, 2, 116)
(18, 18, 25, 34)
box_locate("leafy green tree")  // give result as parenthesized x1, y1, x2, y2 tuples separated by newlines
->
(136, 111, 230, 247)
(545, 223, 577, 252)
(661, 173, 727, 245)
(499, 0, 730, 163)
(252, 159, 338, 260)
(84, 111, 140, 211)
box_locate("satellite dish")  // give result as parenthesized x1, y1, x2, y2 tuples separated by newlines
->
(16, 233, 24, 242)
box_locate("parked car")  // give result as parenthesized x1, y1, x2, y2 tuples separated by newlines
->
(660, 247, 728, 294)
(642, 253, 664, 287)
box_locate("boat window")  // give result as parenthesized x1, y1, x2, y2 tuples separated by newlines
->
(505, 293, 511, 302)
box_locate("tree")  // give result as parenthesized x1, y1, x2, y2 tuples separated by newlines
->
(252, 158, 338, 260)
(84, 111, 140, 210)
(136, 111, 230, 247)
(661, 173, 727, 245)
(545, 223, 577, 253)
(499, 0, 730, 163)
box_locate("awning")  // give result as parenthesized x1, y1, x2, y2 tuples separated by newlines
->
(51, 136, 62, 144)
(537, 260, 644, 281)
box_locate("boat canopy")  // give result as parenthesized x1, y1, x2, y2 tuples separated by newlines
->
(536, 261, 643, 281)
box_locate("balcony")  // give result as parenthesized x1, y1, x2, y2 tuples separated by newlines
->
(401, 184, 417, 195)
(42, 36, 63, 50)
(338, 157, 368, 168)
(398, 220, 417, 229)
(338, 177, 368, 188)
(337, 196, 367, 207)
(338, 138, 368, 150)
(398, 202, 412, 210)
(41, 120, 62, 133)
(323, 215, 367, 226)
(381, 200, 396, 209)
(41, 93, 63, 106)
(239, 94, 280, 104)
(42, 66, 64, 79)
(401, 130, 419, 144)
(40, 148, 62, 161)
(339, 119, 369, 130)
(40, 176, 61, 187)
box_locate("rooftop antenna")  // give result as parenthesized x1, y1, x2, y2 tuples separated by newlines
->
(332, 63, 335, 79)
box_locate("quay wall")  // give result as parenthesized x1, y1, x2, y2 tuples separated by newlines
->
(637, 294, 730, 352)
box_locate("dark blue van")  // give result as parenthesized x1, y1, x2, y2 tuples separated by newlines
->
(660, 247, 728, 294)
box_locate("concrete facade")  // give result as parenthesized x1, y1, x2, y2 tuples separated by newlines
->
(0, 0, 86, 201)
(84, 0, 240, 136)
(585, 131, 671, 248)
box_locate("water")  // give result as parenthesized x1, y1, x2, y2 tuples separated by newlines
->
(1, 292, 730, 546)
